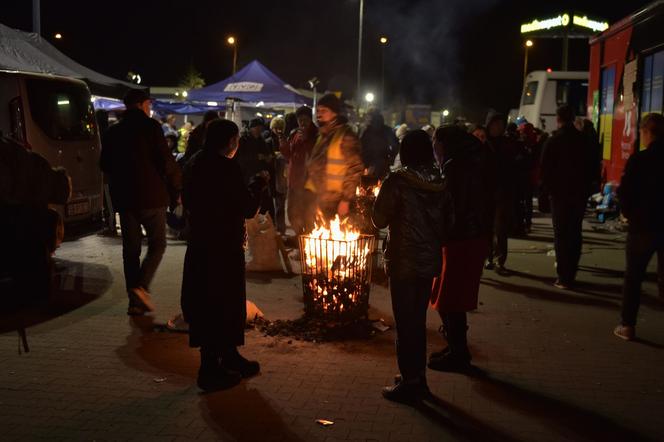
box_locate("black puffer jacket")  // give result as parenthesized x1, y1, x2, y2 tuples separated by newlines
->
(372, 165, 453, 280)
(439, 130, 496, 241)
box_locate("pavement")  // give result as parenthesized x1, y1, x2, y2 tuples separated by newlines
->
(1, 214, 663, 441)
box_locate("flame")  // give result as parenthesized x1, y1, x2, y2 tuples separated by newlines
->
(300, 211, 373, 316)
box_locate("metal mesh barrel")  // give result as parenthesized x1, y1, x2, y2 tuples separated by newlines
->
(299, 234, 376, 320)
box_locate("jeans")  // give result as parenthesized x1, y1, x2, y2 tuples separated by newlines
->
(551, 198, 586, 284)
(390, 277, 433, 381)
(119, 208, 167, 295)
(621, 231, 664, 326)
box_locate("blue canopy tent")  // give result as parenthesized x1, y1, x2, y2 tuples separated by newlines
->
(151, 100, 225, 115)
(187, 60, 311, 108)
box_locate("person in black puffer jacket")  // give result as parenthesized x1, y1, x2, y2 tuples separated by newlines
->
(373, 130, 453, 403)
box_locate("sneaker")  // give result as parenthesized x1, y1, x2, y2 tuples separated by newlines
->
(131, 287, 155, 312)
(428, 352, 472, 373)
(382, 379, 430, 404)
(197, 366, 242, 392)
(496, 264, 509, 275)
(553, 280, 570, 290)
(613, 324, 635, 341)
(484, 262, 496, 270)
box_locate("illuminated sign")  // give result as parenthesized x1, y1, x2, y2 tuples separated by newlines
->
(573, 15, 609, 32)
(521, 14, 569, 33)
(224, 82, 263, 92)
(521, 13, 608, 34)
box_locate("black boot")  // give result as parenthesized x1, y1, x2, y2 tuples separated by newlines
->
(429, 325, 450, 361)
(221, 347, 260, 378)
(428, 313, 471, 373)
(383, 375, 430, 404)
(197, 348, 241, 392)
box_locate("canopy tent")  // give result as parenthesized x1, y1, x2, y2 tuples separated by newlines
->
(0, 22, 141, 98)
(151, 100, 225, 115)
(188, 60, 311, 108)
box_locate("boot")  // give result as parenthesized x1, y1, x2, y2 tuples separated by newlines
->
(429, 325, 450, 361)
(221, 347, 261, 378)
(382, 375, 430, 404)
(428, 313, 471, 373)
(197, 348, 241, 392)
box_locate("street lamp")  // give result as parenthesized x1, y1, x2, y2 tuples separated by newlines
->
(356, 0, 365, 105)
(379, 36, 388, 110)
(54, 33, 62, 40)
(365, 92, 375, 104)
(442, 109, 450, 124)
(227, 36, 238, 75)
(523, 39, 534, 83)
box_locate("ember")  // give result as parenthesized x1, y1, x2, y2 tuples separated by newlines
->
(299, 213, 375, 320)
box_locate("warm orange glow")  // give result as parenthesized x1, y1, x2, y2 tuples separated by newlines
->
(227, 36, 236, 45)
(525, 39, 533, 47)
(380, 36, 388, 44)
(54, 33, 62, 39)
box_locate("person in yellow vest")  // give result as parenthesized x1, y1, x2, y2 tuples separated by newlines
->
(304, 93, 363, 225)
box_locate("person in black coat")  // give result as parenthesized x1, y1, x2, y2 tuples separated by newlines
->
(372, 130, 453, 403)
(429, 125, 496, 372)
(485, 113, 518, 273)
(181, 119, 267, 392)
(614, 113, 664, 341)
(540, 105, 596, 289)
(100, 89, 182, 315)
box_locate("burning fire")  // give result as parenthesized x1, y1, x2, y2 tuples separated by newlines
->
(300, 212, 374, 318)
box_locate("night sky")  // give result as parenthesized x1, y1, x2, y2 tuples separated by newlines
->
(2, 0, 651, 122)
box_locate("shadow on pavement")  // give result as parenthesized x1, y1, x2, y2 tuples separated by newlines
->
(469, 370, 652, 442)
(413, 394, 518, 442)
(0, 259, 114, 335)
(481, 278, 620, 310)
(201, 384, 303, 441)
(116, 315, 198, 378)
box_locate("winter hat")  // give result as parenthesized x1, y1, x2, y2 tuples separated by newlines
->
(249, 118, 264, 129)
(317, 93, 342, 115)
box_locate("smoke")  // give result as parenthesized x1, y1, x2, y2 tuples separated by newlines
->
(366, 0, 500, 109)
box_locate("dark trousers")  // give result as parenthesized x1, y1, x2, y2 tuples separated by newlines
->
(119, 208, 167, 294)
(516, 186, 533, 231)
(440, 311, 470, 358)
(390, 277, 433, 381)
(621, 231, 664, 326)
(488, 198, 513, 266)
(274, 192, 287, 234)
(551, 198, 586, 284)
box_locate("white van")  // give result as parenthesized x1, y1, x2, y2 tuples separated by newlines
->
(0, 70, 103, 225)
(518, 70, 588, 132)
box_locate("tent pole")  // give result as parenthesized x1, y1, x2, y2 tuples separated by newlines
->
(32, 0, 41, 35)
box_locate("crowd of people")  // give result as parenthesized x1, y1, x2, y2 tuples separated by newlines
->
(95, 87, 664, 398)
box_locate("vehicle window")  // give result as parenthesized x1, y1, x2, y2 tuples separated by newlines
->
(26, 78, 96, 141)
(521, 81, 538, 105)
(556, 80, 588, 118)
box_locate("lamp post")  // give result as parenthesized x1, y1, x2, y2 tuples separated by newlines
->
(356, 0, 364, 105)
(523, 39, 533, 83)
(379, 36, 388, 110)
(227, 36, 238, 75)
(54, 33, 62, 40)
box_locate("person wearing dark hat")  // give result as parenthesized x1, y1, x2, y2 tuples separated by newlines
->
(100, 88, 182, 315)
(304, 93, 363, 221)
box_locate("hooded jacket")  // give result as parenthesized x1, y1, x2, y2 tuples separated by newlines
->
(439, 131, 496, 241)
(372, 165, 453, 280)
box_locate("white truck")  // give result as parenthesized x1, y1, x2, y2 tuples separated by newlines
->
(518, 70, 588, 132)
(0, 70, 103, 225)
